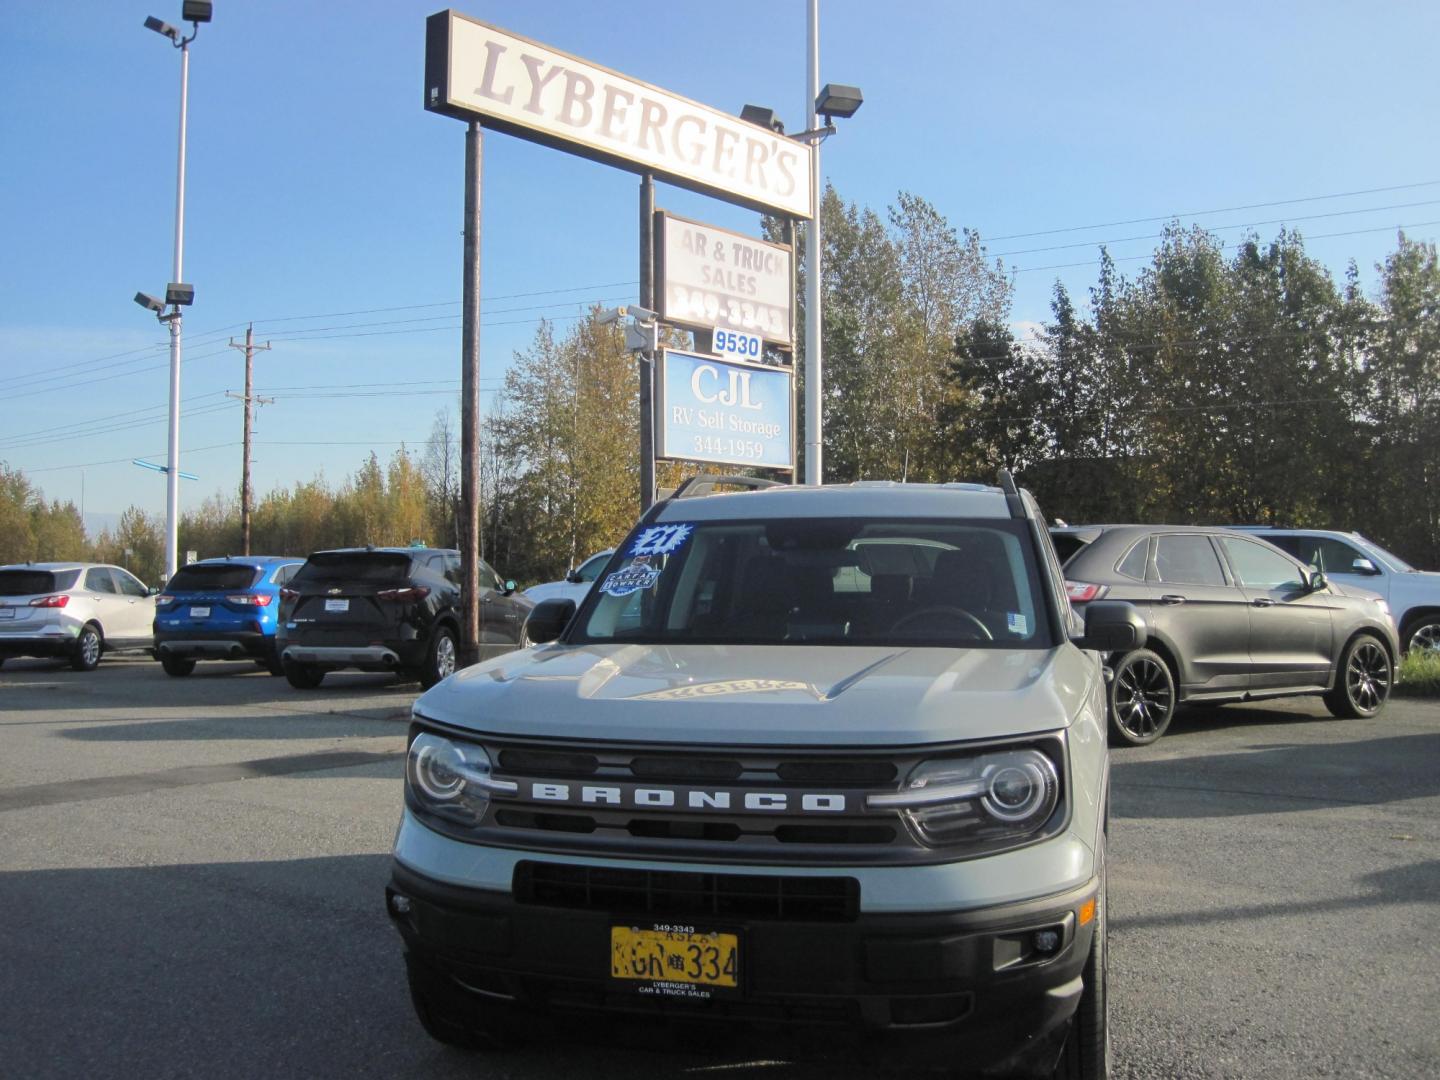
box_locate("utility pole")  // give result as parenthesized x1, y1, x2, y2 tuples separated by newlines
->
(226, 324, 272, 555)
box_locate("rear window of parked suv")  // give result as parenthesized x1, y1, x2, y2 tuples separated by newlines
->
(0, 569, 80, 595)
(166, 564, 261, 591)
(292, 552, 413, 584)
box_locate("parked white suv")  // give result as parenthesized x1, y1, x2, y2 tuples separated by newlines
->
(521, 548, 615, 606)
(386, 474, 1145, 1078)
(0, 562, 158, 670)
(1236, 528, 1440, 653)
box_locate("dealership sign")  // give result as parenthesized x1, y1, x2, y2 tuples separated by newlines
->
(658, 213, 794, 345)
(424, 10, 814, 218)
(657, 350, 794, 470)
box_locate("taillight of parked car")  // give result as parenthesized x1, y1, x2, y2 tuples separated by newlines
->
(29, 594, 69, 608)
(1065, 581, 1108, 603)
(377, 587, 430, 602)
(226, 594, 273, 606)
(155, 594, 175, 605)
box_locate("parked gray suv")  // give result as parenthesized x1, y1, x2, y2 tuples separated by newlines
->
(1054, 525, 1399, 745)
(387, 474, 1146, 1078)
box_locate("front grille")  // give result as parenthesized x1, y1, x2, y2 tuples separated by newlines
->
(514, 861, 860, 922)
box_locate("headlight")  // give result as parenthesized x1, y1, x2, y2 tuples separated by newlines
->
(868, 746, 1062, 848)
(406, 732, 511, 827)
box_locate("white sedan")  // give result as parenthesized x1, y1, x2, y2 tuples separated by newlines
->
(522, 549, 614, 606)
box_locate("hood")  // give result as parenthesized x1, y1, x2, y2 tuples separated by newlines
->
(416, 642, 1097, 747)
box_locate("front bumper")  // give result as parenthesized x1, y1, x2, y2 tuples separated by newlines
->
(387, 858, 1097, 1073)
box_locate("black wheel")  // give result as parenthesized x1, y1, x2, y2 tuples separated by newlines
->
(71, 623, 103, 671)
(420, 626, 458, 689)
(405, 952, 507, 1050)
(161, 655, 196, 677)
(1324, 633, 1392, 718)
(283, 660, 325, 689)
(1053, 874, 1108, 1079)
(1404, 616, 1440, 656)
(1108, 648, 1175, 746)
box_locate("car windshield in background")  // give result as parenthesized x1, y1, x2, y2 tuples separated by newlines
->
(293, 553, 412, 585)
(0, 569, 79, 595)
(166, 564, 260, 592)
(575, 517, 1050, 648)
(1361, 536, 1416, 573)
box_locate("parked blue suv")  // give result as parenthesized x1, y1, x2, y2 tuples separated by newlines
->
(153, 556, 304, 676)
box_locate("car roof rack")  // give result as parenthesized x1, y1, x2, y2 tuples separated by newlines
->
(670, 474, 784, 500)
(996, 468, 1026, 520)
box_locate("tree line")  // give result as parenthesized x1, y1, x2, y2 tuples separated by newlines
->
(3, 184, 1436, 585)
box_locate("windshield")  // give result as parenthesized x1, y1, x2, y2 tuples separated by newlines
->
(1356, 535, 1417, 573)
(573, 517, 1052, 648)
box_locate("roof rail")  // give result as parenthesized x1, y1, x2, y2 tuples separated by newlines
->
(996, 468, 1025, 520)
(671, 473, 784, 500)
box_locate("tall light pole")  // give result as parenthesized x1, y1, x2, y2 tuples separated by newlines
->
(140, 2, 211, 583)
(804, 0, 822, 485)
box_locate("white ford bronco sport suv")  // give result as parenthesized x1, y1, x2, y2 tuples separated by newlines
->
(386, 474, 1145, 1078)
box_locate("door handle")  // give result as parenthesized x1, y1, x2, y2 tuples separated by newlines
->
(1159, 594, 1186, 605)
(1252, 597, 1276, 607)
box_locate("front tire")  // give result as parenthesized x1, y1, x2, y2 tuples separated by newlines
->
(1324, 633, 1392, 718)
(420, 626, 458, 689)
(283, 660, 325, 689)
(71, 624, 103, 671)
(161, 655, 196, 677)
(1054, 877, 1108, 1079)
(405, 952, 507, 1050)
(1107, 648, 1175, 746)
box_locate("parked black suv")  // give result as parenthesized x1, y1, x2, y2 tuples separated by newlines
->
(276, 547, 532, 689)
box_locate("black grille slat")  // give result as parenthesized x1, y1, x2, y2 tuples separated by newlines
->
(776, 760, 897, 783)
(498, 750, 599, 776)
(514, 862, 859, 922)
(629, 756, 744, 781)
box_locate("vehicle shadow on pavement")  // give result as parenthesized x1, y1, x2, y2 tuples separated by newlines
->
(1112, 731, 1440, 816)
(0, 854, 867, 1080)
(1112, 858, 1440, 934)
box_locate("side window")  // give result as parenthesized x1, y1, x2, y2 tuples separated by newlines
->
(443, 554, 462, 586)
(1314, 537, 1368, 574)
(271, 564, 299, 586)
(1154, 535, 1227, 586)
(1219, 537, 1305, 590)
(114, 569, 148, 597)
(576, 553, 609, 583)
(85, 568, 117, 594)
(476, 560, 502, 594)
(1116, 538, 1149, 580)
(1263, 534, 1309, 561)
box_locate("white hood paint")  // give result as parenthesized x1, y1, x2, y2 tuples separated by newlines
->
(416, 642, 1097, 747)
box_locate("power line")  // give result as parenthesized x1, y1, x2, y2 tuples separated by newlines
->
(16, 442, 240, 474)
(985, 179, 1440, 242)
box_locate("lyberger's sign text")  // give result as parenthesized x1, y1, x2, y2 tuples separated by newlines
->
(425, 11, 814, 218)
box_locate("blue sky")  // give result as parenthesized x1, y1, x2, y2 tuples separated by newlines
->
(3, 1, 1439, 524)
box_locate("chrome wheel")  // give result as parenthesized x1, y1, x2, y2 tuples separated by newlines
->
(71, 625, 103, 671)
(434, 633, 456, 680)
(1110, 652, 1175, 745)
(1407, 621, 1440, 655)
(1346, 640, 1391, 714)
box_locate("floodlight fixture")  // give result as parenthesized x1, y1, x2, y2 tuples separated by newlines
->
(165, 282, 195, 307)
(144, 15, 180, 41)
(740, 104, 785, 134)
(134, 291, 166, 314)
(597, 304, 657, 325)
(181, 0, 213, 23)
(815, 83, 863, 120)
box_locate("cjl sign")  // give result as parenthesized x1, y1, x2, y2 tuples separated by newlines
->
(657, 350, 794, 470)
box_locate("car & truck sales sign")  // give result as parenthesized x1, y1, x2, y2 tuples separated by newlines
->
(425, 10, 814, 219)
(658, 214, 794, 345)
(658, 350, 794, 470)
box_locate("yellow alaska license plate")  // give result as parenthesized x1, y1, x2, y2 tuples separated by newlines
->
(610, 925, 739, 988)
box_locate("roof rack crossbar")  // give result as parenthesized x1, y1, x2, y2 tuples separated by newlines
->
(671, 474, 784, 500)
(996, 468, 1026, 520)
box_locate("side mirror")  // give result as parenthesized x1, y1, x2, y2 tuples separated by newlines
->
(504, 579, 518, 596)
(1072, 600, 1147, 653)
(1306, 568, 1328, 592)
(1352, 557, 1380, 576)
(147, 586, 160, 596)
(524, 597, 575, 644)
(565, 570, 584, 584)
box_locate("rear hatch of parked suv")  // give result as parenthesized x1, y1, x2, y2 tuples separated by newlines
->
(0, 567, 81, 635)
(284, 551, 419, 646)
(158, 561, 271, 635)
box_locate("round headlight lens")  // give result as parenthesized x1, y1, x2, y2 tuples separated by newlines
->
(406, 732, 493, 826)
(983, 760, 1051, 822)
(413, 737, 467, 801)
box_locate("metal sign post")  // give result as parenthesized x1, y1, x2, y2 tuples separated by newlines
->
(460, 120, 483, 667)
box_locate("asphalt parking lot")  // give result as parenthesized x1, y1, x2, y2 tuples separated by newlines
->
(2, 655, 1437, 1079)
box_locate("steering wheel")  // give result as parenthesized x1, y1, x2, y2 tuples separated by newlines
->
(889, 606, 994, 641)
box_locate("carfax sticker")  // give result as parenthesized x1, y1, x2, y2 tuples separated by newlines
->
(628, 523, 695, 557)
(599, 559, 662, 597)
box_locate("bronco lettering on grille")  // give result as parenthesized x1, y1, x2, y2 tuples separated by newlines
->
(522, 782, 848, 813)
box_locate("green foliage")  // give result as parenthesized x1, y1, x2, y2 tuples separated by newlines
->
(1396, 651, 1440, 697)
